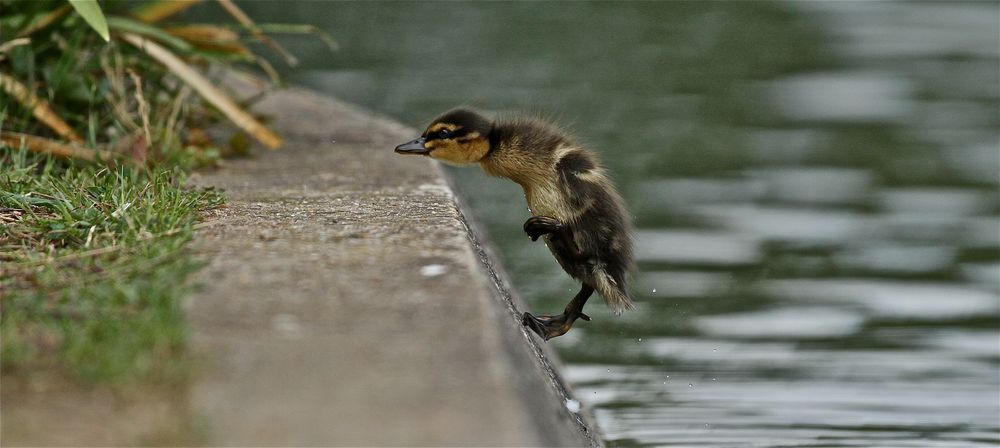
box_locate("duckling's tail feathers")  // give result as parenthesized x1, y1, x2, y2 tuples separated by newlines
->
(593, 267, 634, 316)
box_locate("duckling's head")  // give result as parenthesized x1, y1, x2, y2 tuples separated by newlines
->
(394, 108, 493, 165)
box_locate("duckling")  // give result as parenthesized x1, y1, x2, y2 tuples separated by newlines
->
(395, 108, 634, 340)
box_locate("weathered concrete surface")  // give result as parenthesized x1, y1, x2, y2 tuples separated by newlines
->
(185, 87, 601, 446)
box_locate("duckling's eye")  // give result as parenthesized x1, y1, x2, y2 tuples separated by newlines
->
(437, 129, 453, 139)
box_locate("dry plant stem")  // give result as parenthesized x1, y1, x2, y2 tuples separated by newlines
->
(101, 52, 142, 135)
(163, 24, 240, 43)
(16, 4, 72, 38)
(164, 84, 194, 150)
(0, 38, 32, 55)
(162, 25, 252, 58)
(217, 0, 299, 66)
(127, 69, 153, 146)
(120, 32, 284, 150)
(0, 73, 83, 143)
(133, 0, 205, 23)
(253, 56, 282, 85)
(0, 131, 120, 162)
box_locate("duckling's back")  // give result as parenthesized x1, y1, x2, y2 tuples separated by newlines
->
(550, 147, 635, 314)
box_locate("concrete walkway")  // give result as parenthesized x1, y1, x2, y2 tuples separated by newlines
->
(186, 87, 600, 446)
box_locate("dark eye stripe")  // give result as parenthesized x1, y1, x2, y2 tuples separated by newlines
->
(432, 127, 467, 140)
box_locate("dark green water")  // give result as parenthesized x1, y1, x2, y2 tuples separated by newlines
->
(218, 2, 999, 446)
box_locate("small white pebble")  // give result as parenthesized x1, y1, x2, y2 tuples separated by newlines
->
(565, 399, 581, 413)
(419, 264, 448, 277)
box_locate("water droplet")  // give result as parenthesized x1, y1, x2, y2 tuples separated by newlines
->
(712, 378, 717, 381)
(705, 423, 711, 429)
(688, 383, 694, 387)
(565, 399, 581, 413)
(666, 375, 670, 378)
(607, 368, 612, 373)
(662, 381, 666, 384)
(651, 288, 657, 293)
(712, 348, 718, 352)
(637, 338, 642, 342)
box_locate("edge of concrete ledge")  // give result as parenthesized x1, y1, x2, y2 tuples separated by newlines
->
(340, 93, 605, 447)
(443, 173, 605, 447)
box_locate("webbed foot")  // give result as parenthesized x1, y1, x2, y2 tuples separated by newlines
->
(521, 310, 590, 340)
(523, 216, 564, 241)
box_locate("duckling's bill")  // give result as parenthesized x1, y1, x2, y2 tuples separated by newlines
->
(394, 137, 431, 155)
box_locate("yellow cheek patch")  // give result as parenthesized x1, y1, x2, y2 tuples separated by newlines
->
(429, 137, 489, 166)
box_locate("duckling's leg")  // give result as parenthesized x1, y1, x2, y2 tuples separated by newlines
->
(522, 285, 594, 340)
(523, 216, 563, 241)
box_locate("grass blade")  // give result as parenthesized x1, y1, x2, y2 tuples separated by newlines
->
(67, 0, 110, 42)
(254, 24, 339, 52)
(106, 16, 193, 52)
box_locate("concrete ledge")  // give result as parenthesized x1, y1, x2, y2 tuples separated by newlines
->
(186, 85, 602, 446)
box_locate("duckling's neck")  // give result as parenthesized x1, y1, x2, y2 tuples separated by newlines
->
(479, 119, 582, 220)
(479, 119, 569, 187)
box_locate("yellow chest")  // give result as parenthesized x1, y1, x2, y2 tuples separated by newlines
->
(524, 181, 573, 221)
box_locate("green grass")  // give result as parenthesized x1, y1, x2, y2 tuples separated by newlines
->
(1, 146, 223, 383)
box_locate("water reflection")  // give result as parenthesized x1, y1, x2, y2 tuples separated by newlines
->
(222, 0, 999, 446)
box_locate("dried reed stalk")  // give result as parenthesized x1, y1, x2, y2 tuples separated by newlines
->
(120, 32, 283, 149)
(0, 73, 83, 143)
(133, 0, 204, 23)
(0, 131, 120, 162)
(217, 0, 298, 66)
